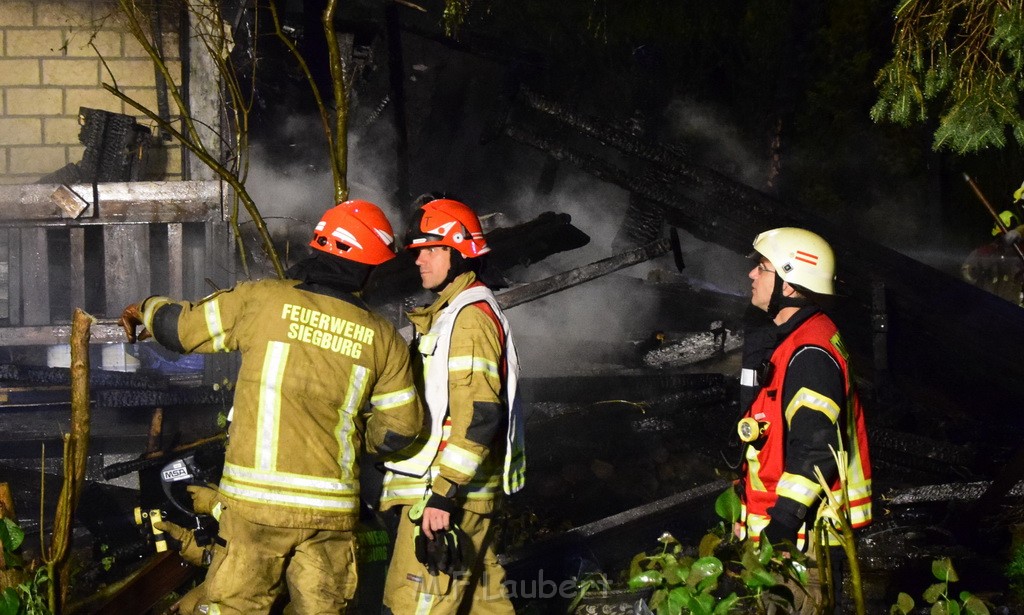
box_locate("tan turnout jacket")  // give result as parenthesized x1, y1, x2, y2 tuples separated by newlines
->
(142, 278, 423, 530)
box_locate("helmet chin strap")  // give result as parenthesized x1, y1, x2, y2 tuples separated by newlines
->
(767, 274, 810, 319)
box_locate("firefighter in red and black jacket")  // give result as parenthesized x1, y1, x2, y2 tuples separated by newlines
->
(735, 227, 872, 614)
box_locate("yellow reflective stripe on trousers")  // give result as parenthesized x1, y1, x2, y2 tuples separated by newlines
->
(256, 341, 289, 471)
(371, 385, 416, 410)
(463, 473, 501, 499)
(415, 591, 437, 615)
(204, 298, 228, 352)
(337, 366, 369, 470)
(447, 355, 498, 379)
(784, 386, 840, 424)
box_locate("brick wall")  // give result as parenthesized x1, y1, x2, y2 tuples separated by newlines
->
(0, 0, 184, 184)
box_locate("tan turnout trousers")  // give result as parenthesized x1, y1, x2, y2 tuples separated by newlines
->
(199, 511, 359, 614)
(383, 507, 513, 615)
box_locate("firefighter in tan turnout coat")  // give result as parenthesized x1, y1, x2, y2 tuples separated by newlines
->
(381, 197, 525, 615)
(119, 200, 423, 614)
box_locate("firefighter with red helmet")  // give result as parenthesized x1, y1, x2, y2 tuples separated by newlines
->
(119, 200, 423, 614)
(736, 227, 872, 614)
(380, 196, 524, 614)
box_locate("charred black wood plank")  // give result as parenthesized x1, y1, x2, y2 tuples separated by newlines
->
(0, 323, 126, 346)
(0, 363, 168, 390)
(364, 211, 589, 307)
(84, 551, 196, 615)
(496, 237, 669, 309)
(501, 480, 728, 590)
(521, 372, 724, 405)
(0, 181, 222, 225)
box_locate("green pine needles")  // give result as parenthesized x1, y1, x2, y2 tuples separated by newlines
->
(871, 0, 1024, 153)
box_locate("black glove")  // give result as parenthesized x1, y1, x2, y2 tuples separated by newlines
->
(413, 524, 464, 576)
(762, 506, 803, 548)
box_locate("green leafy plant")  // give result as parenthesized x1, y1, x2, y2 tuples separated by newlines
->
(566, 571, 613, 613)
(15, 568, 51, 615)
(0, 519, 24, 569)
(1005, 543, 1024, 601)
(889, 558, 991, 615)
(0, 517, 52, 615)
(620, 482, 819, 615)
(626, 531, 738, 615)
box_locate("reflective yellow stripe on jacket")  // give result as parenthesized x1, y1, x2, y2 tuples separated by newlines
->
(220, 341, 367, 515)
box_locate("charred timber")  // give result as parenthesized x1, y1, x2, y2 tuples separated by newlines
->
(510, 87, 780, 248)
(885, 480, 1024, 505)
(521, 372, 725, 405)
(502, 480, 728, 592)
(0, 181, 222, 225)
(500, 125, 733, 249)
(364, 211, 589, 307)
(0, 363, 169, 390)
(0, 323, 127, 347)
(75, 551, 195, 615)
(496, 237, 670, 309)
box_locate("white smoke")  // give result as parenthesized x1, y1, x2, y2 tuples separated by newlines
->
(664, 98, 769, 190)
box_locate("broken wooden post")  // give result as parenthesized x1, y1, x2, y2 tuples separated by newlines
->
(46, 308, 93, 612)
(964, 173, 1024, 265)
(147, 407, 164, 454)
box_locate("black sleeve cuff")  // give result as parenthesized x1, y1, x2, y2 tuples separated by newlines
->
(763, 498, 805, 546)
(152, 303, 186, 353)
(426, 492, 457, 514)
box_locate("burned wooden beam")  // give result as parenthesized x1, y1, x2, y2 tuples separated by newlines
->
(75, 551, 196, 615)
(641, 323, 743, 369)
(39, 108, 152, 186)
(0, 181, 223, 225)
(496, 236, 670, 309)
(521, 372, 725, 405)
(886, 481, 1024, 505)
(0, 362, 167, 389)
(502, 480, 728, 590)
(0, 323, 127, 346)
(364, 211, 590, 308)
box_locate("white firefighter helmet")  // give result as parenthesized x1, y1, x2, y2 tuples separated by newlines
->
(752, 227, 835, 296)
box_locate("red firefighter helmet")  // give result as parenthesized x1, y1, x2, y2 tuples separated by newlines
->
(309, 200, 397, 265)
(405, 198, 490, 258)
